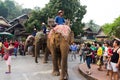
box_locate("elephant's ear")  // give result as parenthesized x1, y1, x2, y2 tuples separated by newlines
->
(49, 31, 55, 45)
(69, 31, 74, 44)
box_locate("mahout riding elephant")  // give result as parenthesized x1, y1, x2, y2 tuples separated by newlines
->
(47, 25, 74, 80)
(35, 30, 50, 63)
(24, 35, 35, 56)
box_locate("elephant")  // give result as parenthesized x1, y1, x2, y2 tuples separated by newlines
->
(35, 30, 50, 63)
(47, 25, 74, 80)
(24, 35, 35, 56)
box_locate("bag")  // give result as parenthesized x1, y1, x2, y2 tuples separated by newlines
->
(97, 59, 101, 66)
(3, 53, 9, 60)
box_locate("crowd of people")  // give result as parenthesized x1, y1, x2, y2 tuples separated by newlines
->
(69, 39, 120, 80)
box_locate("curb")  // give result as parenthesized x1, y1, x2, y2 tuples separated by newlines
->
(78, 67, 98, 80)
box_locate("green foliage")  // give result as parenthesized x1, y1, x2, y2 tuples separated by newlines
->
(0, 0, 31, 20)
(102, 16, 120, 38)
(25, 0, 86, 36)
(102, 23, 113, 35)
(0, 1, 8, 18)
(4, 0, 23, 20)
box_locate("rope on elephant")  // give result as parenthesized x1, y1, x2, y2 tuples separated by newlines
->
(48, 25, 71, 39)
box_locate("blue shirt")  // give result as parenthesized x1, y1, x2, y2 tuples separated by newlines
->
(55, 16, 65, 25)
(32, 31, 37, 36)
(70, 45, 77, 51)
(42, 26, 46, 34)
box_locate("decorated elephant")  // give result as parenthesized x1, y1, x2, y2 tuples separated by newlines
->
(35, 30, 50, 63)
(47, 25, 74, 80)
(24, 35, 35, 56)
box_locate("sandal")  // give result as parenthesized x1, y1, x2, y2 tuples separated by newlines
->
(5, 72, 11, 74)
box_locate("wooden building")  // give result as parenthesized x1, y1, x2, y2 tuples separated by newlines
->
(0, 16, 11, 32)
(96, 29, 108, 41)
(5, 14, 29, 37)
(83, 23, 101, 40)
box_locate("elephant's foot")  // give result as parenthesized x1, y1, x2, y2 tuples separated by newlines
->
(52, 71, 60, 76)
(32, 55, 35, 57)
(60, 73, 69, 80)
(35, 59, 38, 63)
(59, 66, 61, 69)
(43, 61, 48, 63)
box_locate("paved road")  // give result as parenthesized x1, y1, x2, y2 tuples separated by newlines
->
(0, 54, 86, 80)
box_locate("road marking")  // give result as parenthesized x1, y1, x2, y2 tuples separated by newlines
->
(33, 70, 52, 75)
(23, 73, 29, 80)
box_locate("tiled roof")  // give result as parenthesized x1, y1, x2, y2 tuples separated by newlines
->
(0, 16, 11, 27)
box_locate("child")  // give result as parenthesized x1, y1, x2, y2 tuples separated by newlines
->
(3, 42, 14, 74)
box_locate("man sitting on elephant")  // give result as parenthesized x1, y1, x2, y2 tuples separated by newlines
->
(55, 10, 65, 25)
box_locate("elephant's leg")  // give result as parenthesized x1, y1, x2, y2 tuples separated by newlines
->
(51, 48, 60, 76)
(57, 50, 61, 69)
(60, 45, 69, 80)
(24, 43, 28, 55)
(35, 42, 40, 63)
(43, 47, 49, 63)
(32, 45, 35, 57)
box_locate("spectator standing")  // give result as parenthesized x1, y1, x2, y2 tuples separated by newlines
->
(90, 43, 97, 64)
(97, 43, 103, 71)
(3, 39, 9, 48)
(14, 40, 19, 57)
(106, 41, 113, 76)
(77, 43, 80, 53)
(85, 43, 93, 75)
(79, 43, 85, 63)
(70, 42, 77, 60)
(109, 39, 120, 80)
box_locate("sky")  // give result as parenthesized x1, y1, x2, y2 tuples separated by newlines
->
(14, 0, 120, 26)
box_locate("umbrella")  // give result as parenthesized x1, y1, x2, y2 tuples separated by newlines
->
(0, 32, 14, 38)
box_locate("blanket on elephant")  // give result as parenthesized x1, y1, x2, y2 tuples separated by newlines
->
(48, 25, 71, 39)
(35, 31, 45, 41)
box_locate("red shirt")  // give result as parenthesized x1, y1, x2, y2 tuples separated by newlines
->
(0, 47, 4, 54)
(108, 48, 113, 56)
(4, 41, 9, 48)
(14, 41, 19, 48)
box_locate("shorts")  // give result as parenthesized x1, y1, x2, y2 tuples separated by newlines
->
(108, 62, 119, 72)
(6, 56, 11, 65)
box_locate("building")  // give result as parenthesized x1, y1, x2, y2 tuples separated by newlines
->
(5, 14, 29, 37)
(0, 16, 11, 32)
(83, 23, 101, 40)
(96, 29, 108, 41)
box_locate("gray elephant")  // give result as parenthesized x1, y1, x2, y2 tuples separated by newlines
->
(34, 30, 50, 63)
(24, 35, 35, 56)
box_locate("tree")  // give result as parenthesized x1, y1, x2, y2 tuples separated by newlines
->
(102, 16, 120, 38)
(25, 0, 86, 35)
(4, 0, 22, 20)
(0, 1, 8, 18)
